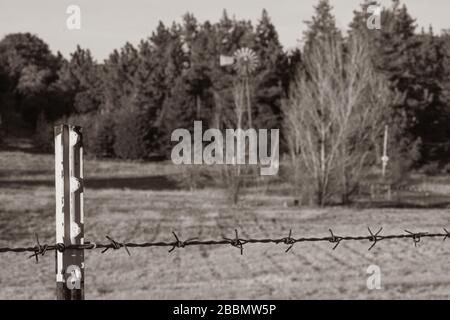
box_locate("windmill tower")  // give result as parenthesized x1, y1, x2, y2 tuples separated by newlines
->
(220, 48, 259, 184)
(220, 47, 259, 128)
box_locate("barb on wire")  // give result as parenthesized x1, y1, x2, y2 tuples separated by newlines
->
(1, 227, 450, 262)
(328, 229, 342, 250)
(101, 236, 130, 256)
(404, 230, 428, 247)
(443, 228, 450, 242)
(168, 232, 198, 253)
(223, 229, 246, 255)
(28, 233, 48, 264)
(368, 227, 383, 251)
(278, 229, 295, 252)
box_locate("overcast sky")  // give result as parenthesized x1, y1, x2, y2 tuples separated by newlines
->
(0, 0, 449, 61)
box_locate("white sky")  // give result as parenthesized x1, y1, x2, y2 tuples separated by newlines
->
(0, 0, 449, 61)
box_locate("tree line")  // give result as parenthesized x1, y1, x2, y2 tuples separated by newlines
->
(0, 8, 294, 159)
(1, 0, 450, 203)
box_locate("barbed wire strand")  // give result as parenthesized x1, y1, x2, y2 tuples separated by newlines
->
(1, 228, 450, 263)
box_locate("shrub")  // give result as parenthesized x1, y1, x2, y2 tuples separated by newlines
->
(89, 112, 116, 158)
(421, 162, 441, 176)
(113, 109, 152, 160)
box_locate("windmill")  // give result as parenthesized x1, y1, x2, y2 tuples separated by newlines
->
(233, 48, 259, 77)
(220, 47, 259, 128)
(220, 48, 259, 181)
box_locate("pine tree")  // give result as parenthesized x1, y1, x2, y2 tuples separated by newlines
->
(348, 2, 420, 170)
(55, 46, 102, 114)
(375, 3, 425, 167)
(148, 21, 183, 119)
(157, 22, 191, 154)
(350, 1, 450, 166)
(130, 40, 165, 156)
(283, 47, 302, 96)
(349, 1, 381, 37)
(217, 10, 234, 55)
(253, 9, 287, 129)
(113, 108, 152, 160)
(181, 13, 213, 123)
(411, 28, 449, 164)
(303, 0, 342, 50)
(255, 9, 282, 64)
(101, 42, 140, 112)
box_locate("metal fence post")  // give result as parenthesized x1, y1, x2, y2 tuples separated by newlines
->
(55, 124, 84, 300)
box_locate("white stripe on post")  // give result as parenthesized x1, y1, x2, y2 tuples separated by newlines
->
(55, 124, 84, 300)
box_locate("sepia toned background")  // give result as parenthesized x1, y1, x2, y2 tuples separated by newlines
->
(2, 0, 450, 299)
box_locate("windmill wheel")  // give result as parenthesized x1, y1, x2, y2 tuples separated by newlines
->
(233, 47, 259, 76)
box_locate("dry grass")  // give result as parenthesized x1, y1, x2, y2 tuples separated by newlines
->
(1, 148, 450, 299)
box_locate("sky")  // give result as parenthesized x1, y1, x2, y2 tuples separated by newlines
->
(0, 0, 449, 61)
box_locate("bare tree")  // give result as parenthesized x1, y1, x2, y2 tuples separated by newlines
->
(283, 35, 393, 206)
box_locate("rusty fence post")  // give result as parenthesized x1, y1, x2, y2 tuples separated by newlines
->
(55, 124, 84, 300)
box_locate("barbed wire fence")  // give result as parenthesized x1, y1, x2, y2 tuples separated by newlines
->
(2, 227, 450, 263)
(3, 124, 449, 299)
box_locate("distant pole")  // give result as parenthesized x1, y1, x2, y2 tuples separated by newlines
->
(55, 124, 84, 300)
(381, 125, 389, 179)
(244, 75, 252, 129)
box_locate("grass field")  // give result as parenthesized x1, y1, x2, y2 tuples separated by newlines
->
(1, 140, 450, 299)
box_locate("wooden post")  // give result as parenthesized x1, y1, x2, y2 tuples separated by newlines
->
(55, 124, 84, 300)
